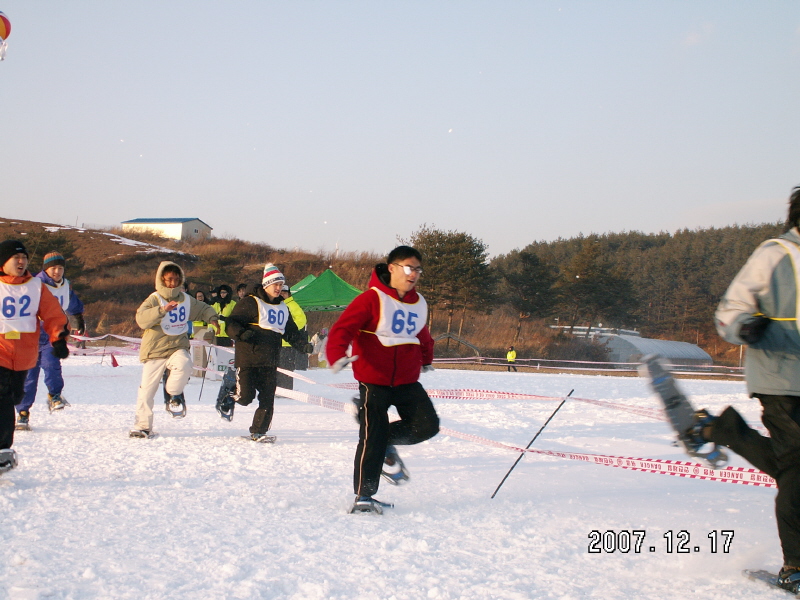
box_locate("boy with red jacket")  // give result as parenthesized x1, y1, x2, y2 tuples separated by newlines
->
(0, 240, 69, 474)
(326, 245, 439, 514)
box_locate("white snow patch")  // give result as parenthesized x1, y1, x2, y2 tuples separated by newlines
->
(0, 356, 781, 599)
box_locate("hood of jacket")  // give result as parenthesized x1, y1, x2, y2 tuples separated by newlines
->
(253, 285, 283, 305)
(215, 284, 234, 308)
(782, 227, 800, 246)
(155, 261, 185, 302)
(0, 271, 32, 285)
(36, 270, 65, 288)
(368, 263, 421, 303)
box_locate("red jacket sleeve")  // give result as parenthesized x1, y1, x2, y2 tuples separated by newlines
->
(418, 325, 434, 365)
(325, 290, 377, 364)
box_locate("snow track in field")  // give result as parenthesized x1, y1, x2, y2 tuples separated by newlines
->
(0, 355, 780, 599)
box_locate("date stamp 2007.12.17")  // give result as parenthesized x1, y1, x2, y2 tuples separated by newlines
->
(588, 530, 734, 554)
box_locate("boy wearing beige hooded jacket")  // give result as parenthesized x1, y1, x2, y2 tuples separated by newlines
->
(130, 261, 218, 438)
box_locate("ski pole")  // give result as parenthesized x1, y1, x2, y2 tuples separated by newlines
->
(99, 335, 109, 366)
(491, 389, 573, 499)
(197, 358, 208, 402)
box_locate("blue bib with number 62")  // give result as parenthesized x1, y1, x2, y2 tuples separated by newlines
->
(0, 278, 42, 334)
(371, 287, 428, 347)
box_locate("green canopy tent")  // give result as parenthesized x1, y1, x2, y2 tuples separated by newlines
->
(290, 274, 316, 294)
(292, 269, 362, 312)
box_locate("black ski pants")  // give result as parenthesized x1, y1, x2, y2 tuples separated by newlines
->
(233, 366, 278, 435)
(276, 347, 296, 391)
(710, 395, 800, 566)
(0, 367, 27, 450)
(354, 381, 440, 497)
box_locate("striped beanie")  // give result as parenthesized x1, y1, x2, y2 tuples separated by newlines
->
(43, 251, 66, 269)
(262, 263, 285, 288)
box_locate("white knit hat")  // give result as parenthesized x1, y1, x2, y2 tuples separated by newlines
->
(262, 263, 286, 288)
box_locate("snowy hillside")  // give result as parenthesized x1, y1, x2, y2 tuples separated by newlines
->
(0, 356, 785, 599)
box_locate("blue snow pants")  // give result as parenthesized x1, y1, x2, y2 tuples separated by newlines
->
(18, 344, 64, 413)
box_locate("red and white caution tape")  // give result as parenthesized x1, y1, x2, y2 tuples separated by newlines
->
(273, 379, 777, 489)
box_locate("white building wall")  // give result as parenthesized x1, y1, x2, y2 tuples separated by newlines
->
(181, 221, 212, 239)
(122, 221, 210, 241)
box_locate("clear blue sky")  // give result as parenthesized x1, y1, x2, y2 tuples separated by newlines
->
(1, 2, 797, 257)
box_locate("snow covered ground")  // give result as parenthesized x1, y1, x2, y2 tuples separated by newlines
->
(0, 355, 787, 599)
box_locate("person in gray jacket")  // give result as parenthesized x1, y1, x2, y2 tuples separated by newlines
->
(130, 261, 218, 438)
(698, 186, 800, 592)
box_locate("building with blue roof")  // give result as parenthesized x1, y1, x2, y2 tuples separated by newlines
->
(121, 218, 212, 241)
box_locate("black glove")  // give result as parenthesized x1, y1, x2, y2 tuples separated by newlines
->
(52, 338, 69, 359)
(218, 314, 228, 322)
(739, 316, 770, 345)
(239, 329, 254, 342)
(73, 313, 86, 335)
(304, 342, 314, 354)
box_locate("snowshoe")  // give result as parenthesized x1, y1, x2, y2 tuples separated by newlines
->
(166, 394, 187, 419)
(348, 495, 393, 515)
(244, 433, 277, 443)
(744, 567, 800, 595)
(216, 396, 235, 422)
(129, 429, 158, 439)
(639, 354, 728, 469)
(382, 445, 410, 485)
(48, 393, 69, 412)
(15, 411, 30, 431)
(351, 395, 363, 424)
(778, 567, 800, 594)
(215, 368, 237, 421)
(161, 369, 171, 403)
(0, 449, 18, 474)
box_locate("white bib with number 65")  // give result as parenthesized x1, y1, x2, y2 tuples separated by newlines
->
(371, 287, 428, 346)
(0, 278, 43, 334)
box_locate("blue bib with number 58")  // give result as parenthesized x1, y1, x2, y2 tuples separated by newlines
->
(371, 287, 428, 347)
(0, 278, 43, 334)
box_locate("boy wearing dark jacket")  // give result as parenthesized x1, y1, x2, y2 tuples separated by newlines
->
(0, 240, 69, 474)
(225, 263, 311, 441)
(326, 245, 439, 513)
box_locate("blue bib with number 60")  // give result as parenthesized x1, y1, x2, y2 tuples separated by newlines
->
(0, 278, 43, 334)
(371, 287, 428, 347)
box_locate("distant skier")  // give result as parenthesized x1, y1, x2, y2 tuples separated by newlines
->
(129, 262, 219, 438)
(223, 264, 312, 441)
(16, 251, 86, 430)
(326, 245, 439, 514)
(0, 240, 69, 473)
(698, 186, 800, 593)
(506, 346, 517, 372)
(310, 328, 328, 369)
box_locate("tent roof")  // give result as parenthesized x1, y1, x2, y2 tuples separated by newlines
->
(290, 274, 316, 294)
(292, 270, 361, 312)
(601, 334, 712, 362)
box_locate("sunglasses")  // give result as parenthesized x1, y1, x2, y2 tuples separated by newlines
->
(392, 263, 423, 276)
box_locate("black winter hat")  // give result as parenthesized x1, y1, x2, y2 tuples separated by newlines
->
(0, 240, 29, 270)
